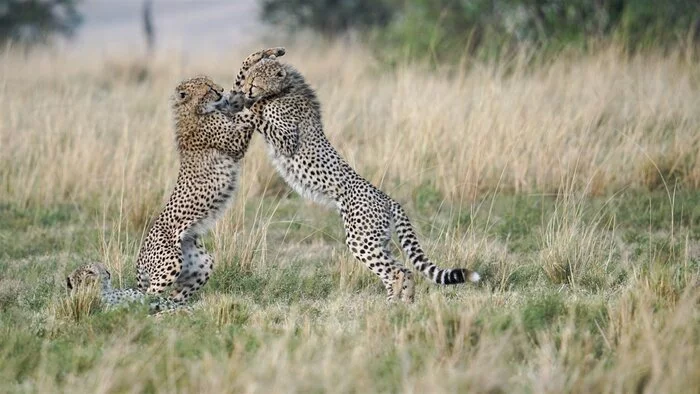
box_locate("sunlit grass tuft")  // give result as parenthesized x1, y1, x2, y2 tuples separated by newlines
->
(53, 283, 102, 323)
(539, 193, 618, 290)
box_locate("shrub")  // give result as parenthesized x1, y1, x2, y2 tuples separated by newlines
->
(0, 0, 82, 47)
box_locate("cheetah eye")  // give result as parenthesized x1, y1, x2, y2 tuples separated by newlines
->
(277, 71, 284, 77)
(179, 91, 187, 99)
(66, 277, 73, 290)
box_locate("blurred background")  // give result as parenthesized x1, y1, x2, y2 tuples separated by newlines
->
(2, 0, 699, 60)
(2, 0, 700, 209)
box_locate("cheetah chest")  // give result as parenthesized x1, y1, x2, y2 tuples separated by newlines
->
(264, 142, 337, 208)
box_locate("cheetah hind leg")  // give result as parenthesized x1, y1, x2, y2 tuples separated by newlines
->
(343, 204, 415, 303)
(142, 243, 183, 298)
(393, 268, 415, 303)
(149, 297, 194, 317)
(345, 237, 414, 303)
(379, 260, 414, 303)
(169, 238, 213, 304)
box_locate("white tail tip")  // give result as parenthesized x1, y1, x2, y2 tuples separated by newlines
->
(469, 272, 481, 283)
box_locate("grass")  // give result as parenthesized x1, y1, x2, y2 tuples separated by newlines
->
(0, 41, 699, 392)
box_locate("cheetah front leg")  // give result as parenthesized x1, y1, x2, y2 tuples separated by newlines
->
(234, 47, 286, 92)
(258, 118, 300, 157)
(201, 109, 256, 160)
(250, 101, 300, 157)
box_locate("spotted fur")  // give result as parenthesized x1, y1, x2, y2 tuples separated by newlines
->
(233, 52, 480, 302)
(66, 263, 186, 313)
(135, 75, 257, 305)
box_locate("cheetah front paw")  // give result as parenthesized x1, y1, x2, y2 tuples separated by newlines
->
(218, 90, 245, 116)
(262, 47, 285, 60)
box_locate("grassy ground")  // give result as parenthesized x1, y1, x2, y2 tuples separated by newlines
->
(0, 42, 699, 392)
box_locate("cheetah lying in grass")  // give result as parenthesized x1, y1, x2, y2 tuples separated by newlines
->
(232, 49, 480, 302)
(66, 263, 188, 314)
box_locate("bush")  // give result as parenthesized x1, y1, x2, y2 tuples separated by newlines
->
(0, 0, 83, 47)
(259, 0, 700, 61)
(383, 0, 700, 61)
(260, 0, 394, 37)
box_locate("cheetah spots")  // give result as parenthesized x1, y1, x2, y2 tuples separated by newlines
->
(231, 51, 477, 302)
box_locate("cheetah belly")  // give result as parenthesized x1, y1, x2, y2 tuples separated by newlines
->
(185, 159, 240, 239)
(265, 143, 337, 209)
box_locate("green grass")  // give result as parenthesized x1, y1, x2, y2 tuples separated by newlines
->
(0, 191, 698, 392)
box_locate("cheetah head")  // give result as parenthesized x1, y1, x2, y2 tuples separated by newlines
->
(172, 76, 229, 117)
(66, 263, 112, 292)
(242, 58, 290, 102)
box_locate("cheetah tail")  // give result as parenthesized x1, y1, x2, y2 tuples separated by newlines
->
(390, 201, 480, 285)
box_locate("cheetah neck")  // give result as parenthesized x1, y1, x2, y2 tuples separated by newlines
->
(269, 67, 321, 115)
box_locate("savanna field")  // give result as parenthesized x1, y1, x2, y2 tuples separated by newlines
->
(0, 42, 699, 392)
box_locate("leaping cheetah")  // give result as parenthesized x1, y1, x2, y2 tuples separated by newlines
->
(232, 49, 480, 302)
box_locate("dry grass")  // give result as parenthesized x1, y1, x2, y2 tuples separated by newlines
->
(52, 282, 102, 323)
(0, 41, 698, 393)
(539, 186, 618, 289)
(2, 43, 699, 211)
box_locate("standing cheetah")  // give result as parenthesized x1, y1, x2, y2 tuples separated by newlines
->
(136, 75, 257, 305)
(233, 50, 480, 302)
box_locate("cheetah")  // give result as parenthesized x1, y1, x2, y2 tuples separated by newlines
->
(66, 263, 185, 313)
(135, 75, 256, 305)
(233, 50, 480, 302)
(67, 263, 143, 306)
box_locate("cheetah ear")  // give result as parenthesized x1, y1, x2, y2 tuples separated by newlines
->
(66, 276, 73, 290)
